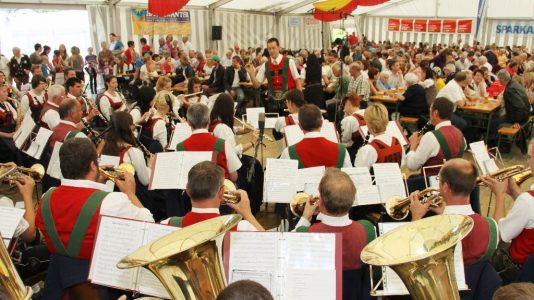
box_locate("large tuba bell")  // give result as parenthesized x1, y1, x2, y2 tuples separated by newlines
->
(0, 233, 33, 300)
(117, 215, 241, 300)
(361, 215, 474, 300)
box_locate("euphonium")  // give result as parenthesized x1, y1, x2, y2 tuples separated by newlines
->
(222, 179, 240, 204)
(290, 193, 320, 218)
(99, 163, 136, 182)
(361, 215, 474, 300)
(385, 187, 441, 221)
(0, 163, 45, 186)
(0, 233, 33, 300)
(117, 215, 242, 300)
(476, 165, 531, 186)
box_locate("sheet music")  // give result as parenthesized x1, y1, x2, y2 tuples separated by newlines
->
(284, 122, 339, 146)
(354, 185, 382, 206)
(341, 167, 374, 187)
(359, 121, 408, 146)
(265, 115, 278, 129)
(373, 163, 406, 200)
(296, 166, 324, 192)
(176, 152, 213, 189)
(46, 142, 63, 179)
(13, 111, 35, 148)
(24, 127, 52, 159)
(89, 216, 146, 291)
(149, 152, 182, 190)
(285, 270, 336, 300)
(245, 107, 265, 128)
(0, 207, 25, 241)
(168, 123, 192, 150)
(231, 270, 274, 292)
(264, 159, 298, 203)
(319, 121, 339, 143)
(470, 141, 498, 174)
(284, 233, 336, 270)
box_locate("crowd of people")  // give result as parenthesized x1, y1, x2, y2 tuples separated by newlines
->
(0, 32, 534, 300)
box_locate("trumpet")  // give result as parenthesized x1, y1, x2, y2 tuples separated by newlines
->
(222, 179, 240, 204)
(0, 163, 45, 186)
(290, 193, 320, 217)
(385, 187, 442, 221)
(476, 165, 532, 186)
(99, 163, 136, 183)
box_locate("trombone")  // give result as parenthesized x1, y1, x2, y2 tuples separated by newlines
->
(385, 187, 442, 221)
(476, 165, 532, 186)
(0, 163, 45, 186)
(99, 163, 136, 183)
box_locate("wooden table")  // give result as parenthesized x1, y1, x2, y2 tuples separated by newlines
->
(239, 82, 254, 87)
(459, 99, 501, 141)
(369, 93, 401, 113)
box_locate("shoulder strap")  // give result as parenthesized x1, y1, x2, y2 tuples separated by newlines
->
(64, 130, 80, 141)
(176, 142, 185, 151)
(41, 188, 67, 255)
(213, 138, 224, 161)
(168, 217, 183, 227)
(295, 226, 309, 232)
(281, 56, 289, 92)
(336, 144, 346, 168)
(357, 219, 377, 244)
(431, 130, 452, 160)
(288, 145, 303, 169)
(479, 216, 499, 262)
(459, 136, 466, 157)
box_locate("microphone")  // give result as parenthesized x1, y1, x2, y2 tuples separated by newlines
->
(258, 112, 265, 137)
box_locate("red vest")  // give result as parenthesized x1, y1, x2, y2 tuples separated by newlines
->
(289, 137, 346, 169)
(143, 117, 163, 138)
(177, 133, 230, 179)
(208, 120, 222, 133)
(510, 192, 534, 264)
(369, 137, 402, 165)
(25, 91, 47, 123)
(181, 212, 238, 231)
(351, 113, 366, 139)
(309, 221, 369, 270)
(35, 186, 104, 259)
(285, 115, 296, 126)
(118, 146, 132, 164)
(0, 103, 15, 130)
(462, 213, 492, 266)
(423, 126, 465, 173)
(39, 101, 59, 129)
(49, 122, 78, 148)
(266, 55, 296, 91)
(102, 93, 124, 110)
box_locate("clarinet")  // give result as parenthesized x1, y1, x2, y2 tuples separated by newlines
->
(165, 113, 175, 149)
(135, 138, 152, 159)
(363, 132, 371, 145)
(418, 121, 433, 135)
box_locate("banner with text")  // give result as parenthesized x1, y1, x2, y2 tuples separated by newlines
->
(131, 7, 192, 35)
(388, 18, 472, 34)
(414, 19, 427, 32)
(401, 19, 413, 32)
(491, 22, 534, 37)
(388, 19, 400, 31)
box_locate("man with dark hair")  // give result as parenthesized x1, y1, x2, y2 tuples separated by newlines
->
(30, 43, 43, 66)
(140, 37, 151, 55)
(176, 103, 241, 182)
(20, 74, 47, 123)
(406, 97, 466, 173)
(64, 68, 77, 81)
(410, 158, 498, 267)
(124, 40, 136, 65)
(224, 56, 249, 113)
(216, 280, 273, 300)
(203, 55, 225, 93)
(273, 89, 306, 139)
(65, 77, 94, 119)
(246, 37, 302, 104)
(280, 104, 351, 168)
(35, 138, 153, 299)
(163, 161, 263, 231)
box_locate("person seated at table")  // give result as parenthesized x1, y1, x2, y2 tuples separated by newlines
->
(436, 71, 470, 131)
(273, 89, 306, 140)
(354, 103, 405, 168)
(376, 71, 392, 91)
(295, 168, 376, 299)
(397, 72, 428, 128)
(467, 69, 488, 101)
(340, 94, 366, 164)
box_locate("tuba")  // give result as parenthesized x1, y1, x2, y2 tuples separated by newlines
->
(0, 233, 33, 300)
(476, 165, 532, 186)
(361, 215, 474, 300)
(385, 188, 442, 221)
(290, 193, 320, 218)
(117, 215, 241, 300)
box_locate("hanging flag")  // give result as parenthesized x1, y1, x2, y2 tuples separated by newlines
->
(313, 0, 389, 22)
(148, 0, 190, 17)
(475, 0, 488, 40)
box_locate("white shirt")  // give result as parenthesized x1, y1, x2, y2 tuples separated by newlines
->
(182, 41, 194, 53)
(151, 116, 168, 149)
(130, 106, 142, 124)
(206, 93, 221, 112)
(232, 69, 240, 88)
(280, 132, 353, 168)
(498, 192, 534, 243)
(354, 133, 406, 168)
(294, 213, 352, 230)
(455, 59, 472, 71)
(161, 207, 256, 231)
(59, 179, 154, 222)
(99, 91, 126, 122)
(121, 146, 151, 186)
(0, 55, 9, 77)
(388, 72, 404, 89)
(274, 113, 298, 134)
(41, 101, 61, 130)
(191, 129, 242, 173)
(340, 109, 365, 145)
(255, 54, 300, 84)
(220, 55, 233, 68)
(203, 64, 213, 76)
(21, 90, 46, 115)
(443, 204, 475, 216)
(437, 80, 466, 108)
(405, 121, 466, 171)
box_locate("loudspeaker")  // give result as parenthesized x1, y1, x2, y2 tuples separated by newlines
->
(212, 26, 222, 41)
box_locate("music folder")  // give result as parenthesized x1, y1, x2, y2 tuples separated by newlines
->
(148, 151, 213, 190)
(223, 231, 342, 300)
(0, 206, 25, 248)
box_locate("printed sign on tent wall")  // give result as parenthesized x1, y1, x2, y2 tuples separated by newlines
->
(457, 20, 473, 33)
(428, 20, 441, 33)
(401, 19, 413, 32)
(442, 20, 457, 33)
(288, 16, 300, 28)
(414, 19, 427, 32)
(388, 19, 400, 31)
(304, 16, 321, 28)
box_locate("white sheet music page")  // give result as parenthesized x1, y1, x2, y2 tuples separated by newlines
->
(176, 151, 213, 189)
(284, 125, 304, 147)
(296, 166, 325, 192)
(264, 159, 298, 203)
(13, 111, 35, 148)
(340, 167, 380, 206)
(245, 107, 266, 128)
(373, 163, 406, 201)
(46, 142, 63, 179)
(359, 121, 408, 146)
(469, 141, 497, 175)
(89, 216, 146, 291)
(168, 123, 192, 150)
(148, 152, 183, 190)
(265, 113, 279, 129)
(320, 121, 339, 143)
(25, 127, 52, 159)
(0, 206, 25, 247)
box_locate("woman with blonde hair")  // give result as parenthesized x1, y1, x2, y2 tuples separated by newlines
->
(354, 103, 405, 168)
(155, 76, 181, 117)
(140, 91, 173, 151)
(68, 46, 84, 81)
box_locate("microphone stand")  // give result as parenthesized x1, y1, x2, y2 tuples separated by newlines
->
(247, 126, 265, 184)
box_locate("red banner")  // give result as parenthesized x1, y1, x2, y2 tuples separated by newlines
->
(443, 19, 457, 33)
(457, 19, 472, 33)
(428, 20, 442, 32)
(414, 19, 427, 32)
(388, 18, 400, 31)
(401, 19, 413, 31)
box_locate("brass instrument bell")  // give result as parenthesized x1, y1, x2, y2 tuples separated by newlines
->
(476, 165, 532, 186)
(290, 193, 319, 218)
(222, 179, 240, 204)
(385, 187, 442, 221)
(0, 163, 45, 186)
(0, 233, 33, 300)
(99, 163, 136, 183)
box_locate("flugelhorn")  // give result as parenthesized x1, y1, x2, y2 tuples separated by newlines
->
(0, 163, 44, 186)
(385, 187, 442, 221)
(117, 215, 242, 300)
(99, 163, 135, 182)
(476, 165, 532, 186)
(222, 179, 240, 204)
(361, 215, 474, 300)
(290, 193, 320, 218)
